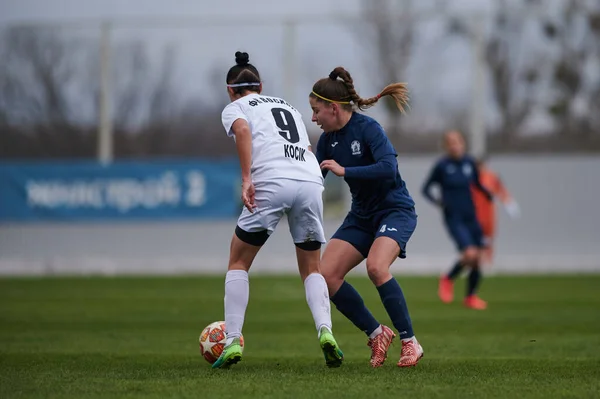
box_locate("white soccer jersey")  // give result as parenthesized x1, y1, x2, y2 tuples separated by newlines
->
(221, 93, 323, 185)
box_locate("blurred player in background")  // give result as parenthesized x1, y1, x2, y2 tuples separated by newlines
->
(422, 130, 493, 310)
(472, 157, 520, 266)
(310, 67, 423, 368)
(212, 52, 343, 369)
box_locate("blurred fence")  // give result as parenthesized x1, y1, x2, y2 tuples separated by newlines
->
(1, 155, 598, 276)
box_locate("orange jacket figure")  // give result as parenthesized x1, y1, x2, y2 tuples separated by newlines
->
(471, 160, 519, 265)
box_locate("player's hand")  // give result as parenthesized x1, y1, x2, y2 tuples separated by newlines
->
(504, 200, 520, 219)
(241, 180, 257, 213)
(320, 160, 345, 177)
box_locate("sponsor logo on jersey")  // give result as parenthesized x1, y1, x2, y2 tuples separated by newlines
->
(248, 96, 298, 112)
(462, 163, 472, 176)
(351, 140, 362, 156)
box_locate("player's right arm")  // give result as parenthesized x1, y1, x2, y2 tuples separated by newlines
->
(221, 103, 256, 212)
(494, 174, 520, 218)
(422, 162, 443, 207)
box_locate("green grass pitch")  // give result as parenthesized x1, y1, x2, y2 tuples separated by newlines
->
(1, 275, 599, 398)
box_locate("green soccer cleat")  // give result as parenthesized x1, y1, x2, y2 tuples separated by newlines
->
(211, 338, 243, 369)
(319, 326, 344, 368)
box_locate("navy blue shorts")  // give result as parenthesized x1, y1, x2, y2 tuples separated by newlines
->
(444, 213, 484, 251)
(331, 207, 417, 259)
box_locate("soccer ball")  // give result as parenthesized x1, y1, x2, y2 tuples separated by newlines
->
(199, 321, 244, 364)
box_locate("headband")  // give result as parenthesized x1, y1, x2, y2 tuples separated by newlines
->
(227, 82, 261, 88)
(311, 91, 351, 104)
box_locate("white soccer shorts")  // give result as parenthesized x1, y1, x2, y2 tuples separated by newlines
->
(237, 179, 326, 244)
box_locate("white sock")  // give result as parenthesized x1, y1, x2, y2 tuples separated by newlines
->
(401, 336, 417, 344)
(224, 270, 249, 346)
(304, 273, 332, 336)
(369, 325, 383, 339)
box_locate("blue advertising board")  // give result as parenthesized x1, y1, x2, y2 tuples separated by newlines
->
(0, 160, 240, 222)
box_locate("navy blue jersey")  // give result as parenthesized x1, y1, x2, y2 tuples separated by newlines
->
(422, 155, 492, 218)
(316, 112, 415, 216)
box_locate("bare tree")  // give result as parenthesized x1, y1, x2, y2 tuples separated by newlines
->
(485, 0, 542, 140)
(0, 27, 97, 158)
(359, 0, 416, 135)
(0, 27, 76, 126)
(0, 26, 230, 159)
(445, 0, 551, 142)
(590, 11, 600, 132)
(544, 0, 600, 136)
(109, 42, 178, 131)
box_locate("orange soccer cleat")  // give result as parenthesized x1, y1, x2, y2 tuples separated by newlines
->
(397, 338, 424, 367)
(463, 295, 488, 310)
(367, 325, 396, 368)
(438, 276, 454, 303)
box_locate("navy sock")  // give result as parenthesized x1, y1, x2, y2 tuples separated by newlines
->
(330, 281, 380, 336)
(467, 268, 482, 296)
(447, 261, 463, 280)
(376, 278, 414, 339)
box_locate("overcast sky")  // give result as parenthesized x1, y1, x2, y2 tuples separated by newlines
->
(2, 0, 566, 134)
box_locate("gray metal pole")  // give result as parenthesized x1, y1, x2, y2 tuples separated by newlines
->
(98, 21, 113, 164)
(282, 20, 297, 105)
(469, 15, 486, 158)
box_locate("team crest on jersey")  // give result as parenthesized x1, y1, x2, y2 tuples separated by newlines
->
(462, 163, 472, 176)
(351, 140, 362, 156)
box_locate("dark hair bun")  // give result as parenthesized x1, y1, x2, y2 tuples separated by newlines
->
(235, 51, 250, 66)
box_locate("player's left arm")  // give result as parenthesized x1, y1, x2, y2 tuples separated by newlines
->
(494, 175, 512, 204)
(495, 174, 520, 218)
(324, 123, 396, 179)
(422, 163, 443, 207)
(231, 119, 252, 182)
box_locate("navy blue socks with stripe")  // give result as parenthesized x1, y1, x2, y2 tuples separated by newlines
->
(377, 277, 414, 340)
